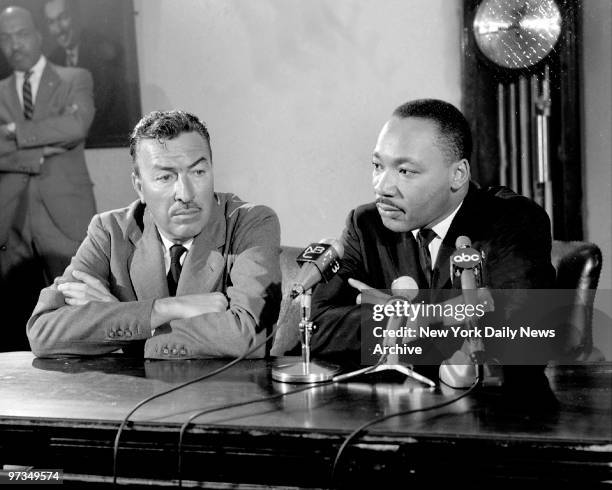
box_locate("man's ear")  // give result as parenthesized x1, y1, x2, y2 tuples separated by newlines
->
(450, 159, 470, 190)
(131, 171, 145, 203)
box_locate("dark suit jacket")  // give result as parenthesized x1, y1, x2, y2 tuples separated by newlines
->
(308, 184, 556, 365)
(0, 60, 96, 247)
(27, 193, 282, 359)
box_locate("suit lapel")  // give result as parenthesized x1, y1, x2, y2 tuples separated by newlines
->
(33, 63, 60, 120)
(0, 75, 25, 119)
(176, 198, 227, 295)
(129, 208, 168, 299)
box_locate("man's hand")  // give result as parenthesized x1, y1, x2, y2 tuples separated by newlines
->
(56, 270, 119, 306)
(348, 278, 391, 305)
(151, 293, 229, 329)
(0, 123, 15, 140)
(42, 146, 68, 157)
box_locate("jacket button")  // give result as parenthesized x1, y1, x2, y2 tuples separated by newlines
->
(0, 245, 6, 251)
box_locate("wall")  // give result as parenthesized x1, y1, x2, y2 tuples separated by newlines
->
(583, 1, 612, 360)
(86, 0, 463, 246)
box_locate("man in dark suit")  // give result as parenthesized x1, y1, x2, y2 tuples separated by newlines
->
(44, 0, 129, 146)
(0, 5, 95, 351)
(308, 99, 556, 390)
(27, 110, 281, 359)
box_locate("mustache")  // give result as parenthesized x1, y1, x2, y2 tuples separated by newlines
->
(376, 197, 401, 208)
(170, 203, 201, 213)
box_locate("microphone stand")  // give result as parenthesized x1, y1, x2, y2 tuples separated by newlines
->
(272, 289, 341, 383)
(332, 296, 436, 388)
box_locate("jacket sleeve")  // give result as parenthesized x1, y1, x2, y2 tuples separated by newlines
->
(26, 214, 155, 358)
(14, 68, 95, 149)
(143, 207, 282, 359)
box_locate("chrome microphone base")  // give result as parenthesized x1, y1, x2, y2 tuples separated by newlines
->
(271, 358, 341, 383)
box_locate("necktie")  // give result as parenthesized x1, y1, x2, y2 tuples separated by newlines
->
(167, 244, 187, 296)
(22, 70, 33, 120)
(417, 228, 437, 288)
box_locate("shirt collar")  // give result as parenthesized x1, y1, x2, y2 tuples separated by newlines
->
(158, 231, 194, 253)
(411, 200, 464, 242)
(15, 55, 46, 79)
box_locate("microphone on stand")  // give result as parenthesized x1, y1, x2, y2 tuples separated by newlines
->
(333, 276, 436, 388)
(272, 239, 344, 383)
(440, 236, 487, 388)
(291, 239, 344, 298)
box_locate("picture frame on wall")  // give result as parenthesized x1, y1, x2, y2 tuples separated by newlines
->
(0, 0, 142, 148)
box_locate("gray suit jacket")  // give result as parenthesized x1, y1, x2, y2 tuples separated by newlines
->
(27, 194, 282, 359)
(0, 60, 96, 246)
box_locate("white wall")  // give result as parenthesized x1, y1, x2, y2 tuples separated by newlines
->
(583, 1, 612, 360)
(86, 0, 463, 246)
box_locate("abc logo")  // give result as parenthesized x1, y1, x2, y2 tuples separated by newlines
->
(451, 247, 481, 268)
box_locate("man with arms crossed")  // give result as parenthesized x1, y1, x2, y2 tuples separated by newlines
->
(28, 110, 281, 359)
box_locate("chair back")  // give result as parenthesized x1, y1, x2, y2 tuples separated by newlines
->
(551, 240, 603, 361)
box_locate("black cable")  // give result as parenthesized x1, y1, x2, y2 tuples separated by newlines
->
(176, 381, 332, 487)
(112, 322, 280, 486)
(330, 375, 480, 488)
(176, 360, 386, 486)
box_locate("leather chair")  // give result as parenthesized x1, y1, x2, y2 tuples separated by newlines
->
(551, 240, 603, 361)
(271, 241, 605, 360)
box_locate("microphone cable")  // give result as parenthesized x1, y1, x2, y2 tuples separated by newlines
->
(330, 375, 480, 488)
(176, 381, 332, 487)
(112, 320, 282, 486)
(176, 357, 388, 486)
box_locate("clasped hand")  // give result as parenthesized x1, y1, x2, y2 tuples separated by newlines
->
(56, 270, 118, 305)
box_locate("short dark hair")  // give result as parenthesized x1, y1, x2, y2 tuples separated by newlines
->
(392, 99, 472, 162)
(129, 110, 211, 169)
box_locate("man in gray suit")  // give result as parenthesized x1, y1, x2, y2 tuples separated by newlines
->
(28, 110, 282, 359)
(0, 6, 95, 351)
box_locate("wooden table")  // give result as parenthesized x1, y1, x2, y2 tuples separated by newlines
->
(0, 352, 610, 488)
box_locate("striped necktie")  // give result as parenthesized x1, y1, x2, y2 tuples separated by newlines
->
(22, 70, 34, 120)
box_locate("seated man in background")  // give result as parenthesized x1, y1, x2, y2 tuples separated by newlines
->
(27, 110, 281, 359)
(308, 99, 556, 392)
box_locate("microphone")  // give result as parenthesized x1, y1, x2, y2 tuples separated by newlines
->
(291, 239, 344, 298)
(440, 236, 487, 388)
(381, 276, 419, 357)
(333, 275, 435, 387)
(450, 235, 485, 289)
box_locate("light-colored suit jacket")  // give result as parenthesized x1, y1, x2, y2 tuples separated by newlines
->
(0, 60, 96, 246)
(27, 193, 282, 359)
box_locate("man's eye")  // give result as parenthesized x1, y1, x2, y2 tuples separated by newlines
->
(372, 162, 382, 170)
(399, 168, 417, 175)
(156, 174, 172, 182)
(194, 169, 207, 176)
